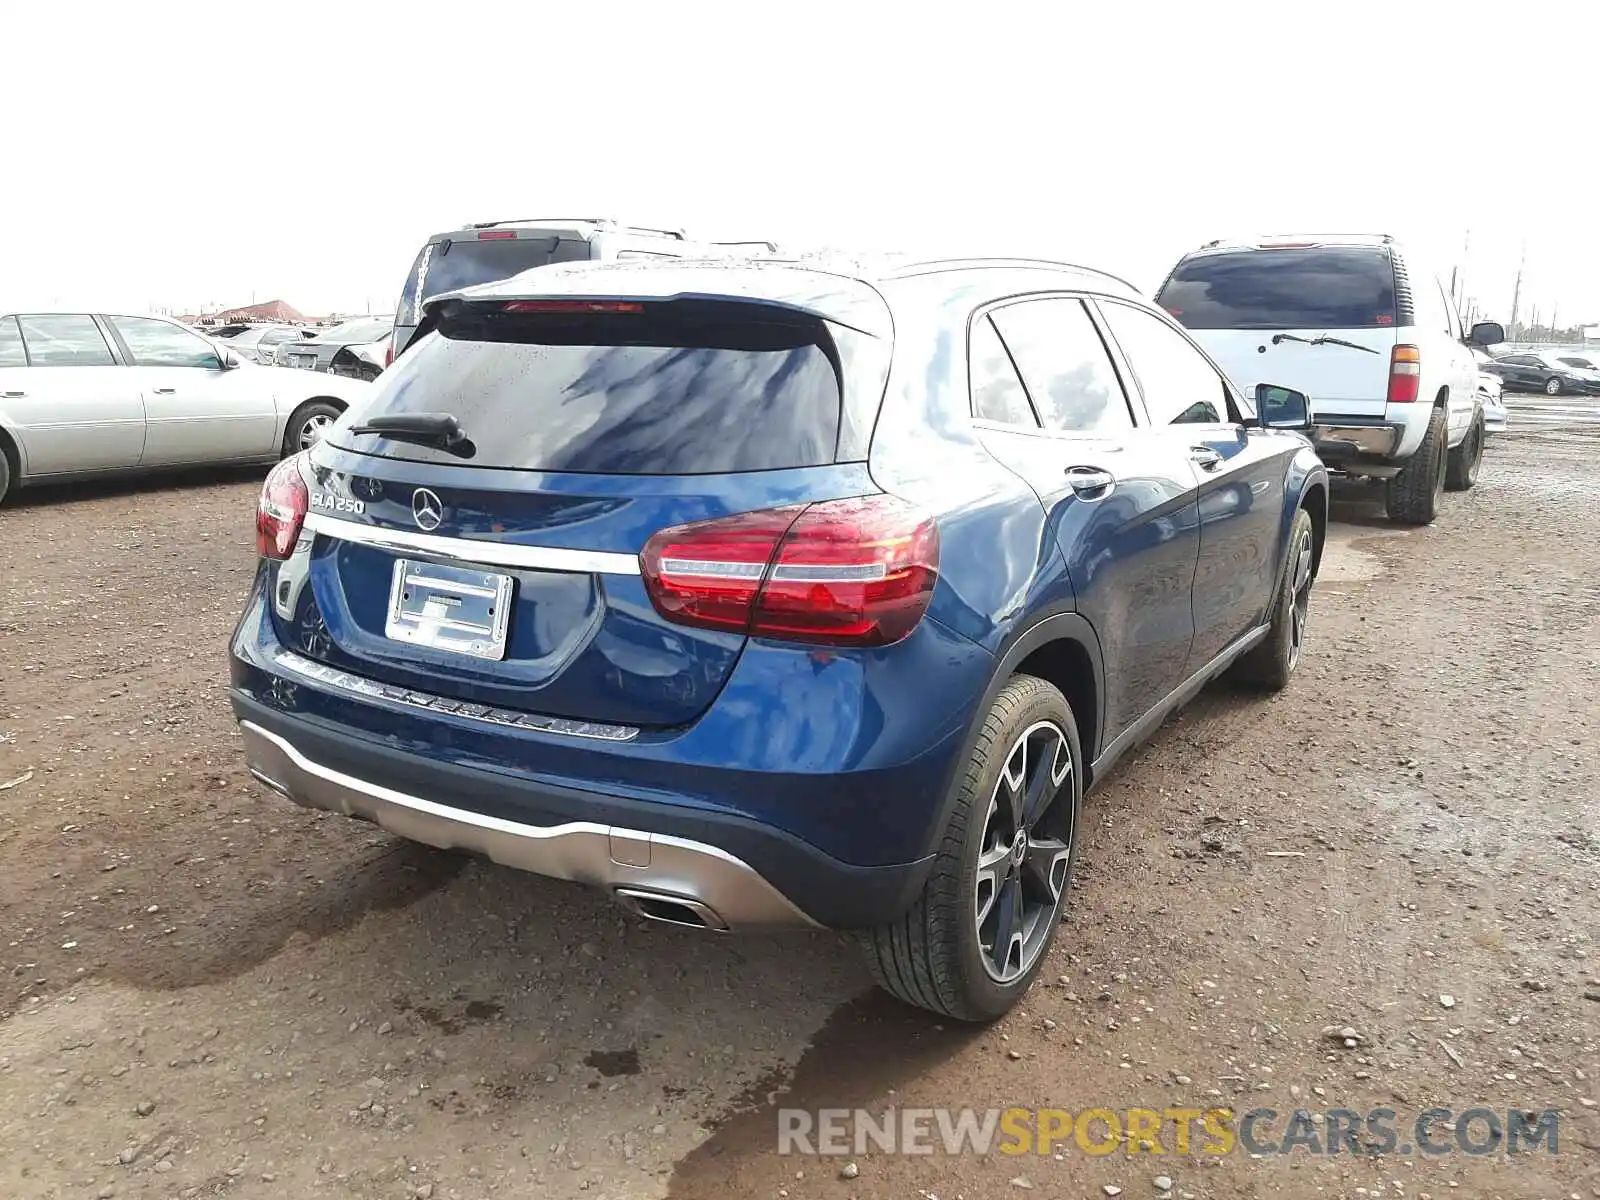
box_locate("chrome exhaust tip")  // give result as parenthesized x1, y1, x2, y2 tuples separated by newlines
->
(615, 888, 728, 932)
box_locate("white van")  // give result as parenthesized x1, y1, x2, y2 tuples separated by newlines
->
(1155, 235, 1504, 525)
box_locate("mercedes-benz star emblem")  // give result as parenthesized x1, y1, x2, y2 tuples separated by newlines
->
(411, 488, 444, 532)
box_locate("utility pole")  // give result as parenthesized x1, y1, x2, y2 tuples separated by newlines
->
(1509, 243, 1525, 335)
(1550, 302, 1559, 341)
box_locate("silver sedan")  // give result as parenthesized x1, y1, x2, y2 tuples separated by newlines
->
(0, 311, 373, 503)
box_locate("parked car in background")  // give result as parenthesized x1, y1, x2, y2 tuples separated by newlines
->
(231, 254, 1327, 1022)
(274, 316, 394, 372)
(329, 337, 389, 382)
(0, 312, 372, 503)
(1469, 347, 1507, 433)
(228, 324, 316, 364)
(1481, 352, 1600, 395)
(390, 217, 777, 362)
(1554, 355, 1600, 388)
(1156, 234, 1503, 524)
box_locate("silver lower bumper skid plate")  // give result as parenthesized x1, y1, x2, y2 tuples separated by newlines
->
(239, 720, 817, 931)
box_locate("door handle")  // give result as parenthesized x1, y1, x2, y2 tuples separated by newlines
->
(1189, 446, 1224, 472)
(152, 387, 176, 395)
(2, 390, 25, 398)
(1065, 465, 1115, 499)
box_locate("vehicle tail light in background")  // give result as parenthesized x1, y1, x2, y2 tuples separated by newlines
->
(640, 496, 940, 647)
(384, 340, 395, 368)
(257, 456, 308, 560)
(1388, 345, 1421, 403)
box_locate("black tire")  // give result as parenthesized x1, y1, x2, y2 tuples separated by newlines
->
(1445, 413, 1484, 492)
(1233, 507, 1315, 691)
(0, 446, 10, 505)
(861, 674, 1082, 1022)
(1544, 376, 1563, 396)
(1385, 405, 1448, 525)
(281, 400, 342, 458)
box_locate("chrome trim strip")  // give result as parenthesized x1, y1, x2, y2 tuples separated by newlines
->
(238, 720, 818, 930)
(269, 648, 640, 742)
(302, 512, 642, 576)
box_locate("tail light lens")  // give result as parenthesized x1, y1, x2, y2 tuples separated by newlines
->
(384, 340, 395, 368)
(640, 495, 940, 647)
(1388, 344, 1421, 403)
(256, 456, 308, 560)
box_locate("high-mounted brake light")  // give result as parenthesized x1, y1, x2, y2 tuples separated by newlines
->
(476, 230, 517, 240)
(1387, 344, 1422, 403)
(256, 456, 309, 560)
(640, 496, 940, 647)
(502, 300, 645, 314)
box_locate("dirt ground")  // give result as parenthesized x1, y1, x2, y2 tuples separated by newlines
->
(2, 398, 1598, 1200)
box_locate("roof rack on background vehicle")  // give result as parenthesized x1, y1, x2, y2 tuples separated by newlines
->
(465, 218, 688, 239)
(1200, 234, 1396, 250)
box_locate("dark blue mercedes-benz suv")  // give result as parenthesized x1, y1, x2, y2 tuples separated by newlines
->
(230, 255, 1327, 1021)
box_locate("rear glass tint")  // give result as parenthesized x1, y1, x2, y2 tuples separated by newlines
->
(1157, 248, 1398, 330)
(397, 237, 595, 325)
(330, 303, 846, 475)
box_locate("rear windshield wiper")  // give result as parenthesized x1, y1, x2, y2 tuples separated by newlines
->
(1271, 333, 1381, 356)
(345, 412, 477, 459)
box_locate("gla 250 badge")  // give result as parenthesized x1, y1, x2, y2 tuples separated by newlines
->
(309, 492, 365, 516)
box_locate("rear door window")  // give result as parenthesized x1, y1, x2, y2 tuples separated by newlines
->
(1158, 248, 1398, 330)
(989, 298, 1134, 434)
(16, 314, 116, 366)
(331, 302, 850, 475)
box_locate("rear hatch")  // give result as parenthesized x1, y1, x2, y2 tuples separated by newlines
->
(1157, 245, 1399, 418)
(393, 231, 599, 357)
(280, 291, 890, 730)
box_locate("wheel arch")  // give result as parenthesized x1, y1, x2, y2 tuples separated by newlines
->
(919, 613, 1106, 865)
(1299, 476, 1328, 580)
(0, 422, 21, 483)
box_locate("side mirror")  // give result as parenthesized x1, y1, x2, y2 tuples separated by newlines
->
(1467, 321, 1505, 347)
(220, 348, 242, 369)
(1255, 384, 1311, 429)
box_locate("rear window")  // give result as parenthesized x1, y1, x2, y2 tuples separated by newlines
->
(1157, 248, 1398, 330)
(329, 302, 849, 475)
(396, 236, 595, 326)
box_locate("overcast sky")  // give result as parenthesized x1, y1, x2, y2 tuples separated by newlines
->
(4, 2, 1595, 325)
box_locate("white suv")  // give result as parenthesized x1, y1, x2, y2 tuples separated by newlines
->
(1155, 235, 1505, 524)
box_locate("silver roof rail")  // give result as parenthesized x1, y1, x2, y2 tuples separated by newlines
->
(892, 257, 1139, 293)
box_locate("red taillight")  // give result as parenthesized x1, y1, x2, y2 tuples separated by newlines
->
(476, 229, 517, 240)
(256, 456, 308, 560)
(502, 300, 645, 314)
(384, 340, 395, 368)
(1388, 344, 1421, 403)
(640, 496, 940, 647)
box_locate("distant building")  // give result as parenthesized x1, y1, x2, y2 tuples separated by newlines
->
(1585, 326, 1600, 343)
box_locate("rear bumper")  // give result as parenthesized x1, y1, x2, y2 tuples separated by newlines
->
(232, 692, 934, 929)
(239, 713, 820, 930)
(1309, 417, 1405, 472)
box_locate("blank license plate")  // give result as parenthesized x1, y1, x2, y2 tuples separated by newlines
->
(385, 559, 513, 660)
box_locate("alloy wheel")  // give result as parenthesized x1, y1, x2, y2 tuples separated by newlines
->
(1287, 528, 1314, 671)
(974, 721, 1074, 983)
(298, 412, 336, 450)
(1545, 377, 1562, 395)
